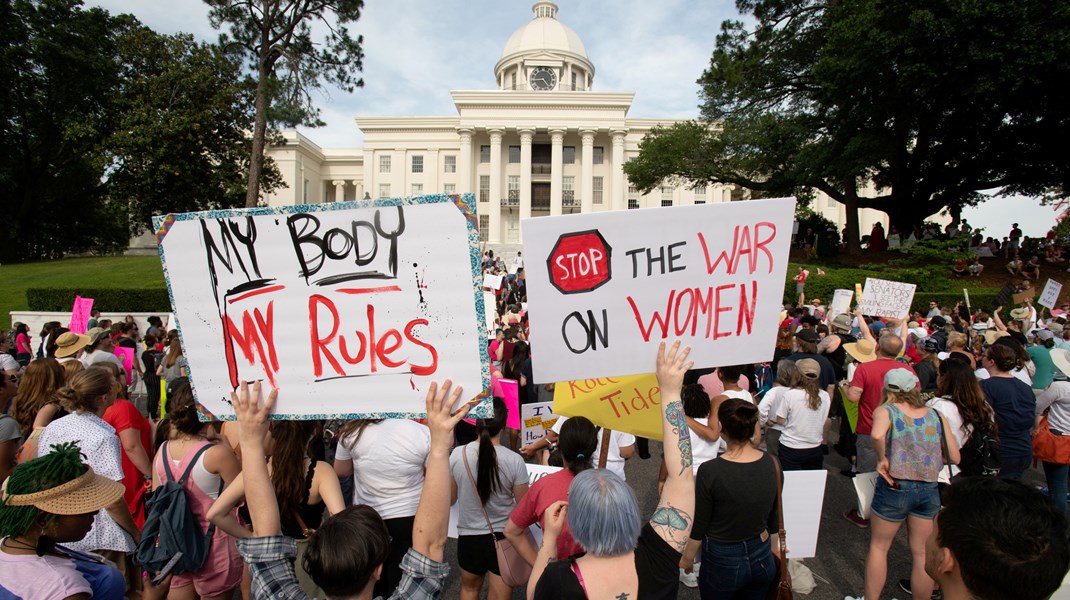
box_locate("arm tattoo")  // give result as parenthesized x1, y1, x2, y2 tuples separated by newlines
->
(650, 504, 693, 553)
(616, 594, 630, 600)
(665, 400, 693, 475)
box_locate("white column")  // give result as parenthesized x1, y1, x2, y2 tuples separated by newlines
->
(550, 128, 565, 216)
(519, 128, 533, 241)
(332, 180, 345, 203)
(457, 128, 473, 194)
(427, 148, 439, 195)
(488, 129, 503, 244)
(580, 129, 595, 214)
(611, 129, 627, 211)
(352, 180, 364, 201)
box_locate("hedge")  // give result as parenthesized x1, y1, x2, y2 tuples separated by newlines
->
(27, 288, 172, 313)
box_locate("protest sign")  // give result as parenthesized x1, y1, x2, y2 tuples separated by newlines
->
(829, 289, 853, 320)
(523, 197, 796, 383)
(553, 374, 663, 440)
(1013, 286, 1035, 304)
(482, 273, 503, 290)
(1040, 279, 1063, 309)
(153, 194, 490, 420)
(499, 379, 521, 430)
(484, 292, 497, 337)
(521, 401, 560, 446)
(69, 296, 94, 334)
(858, 277, 916, 319)
(783, 470, 828, 558)
(113, 347, 134, 384)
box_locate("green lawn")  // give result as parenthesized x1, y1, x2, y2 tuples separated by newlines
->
(1, 256, 166, 329)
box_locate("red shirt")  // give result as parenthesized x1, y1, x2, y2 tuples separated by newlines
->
(103, 399, 152, 527)
(849, 358, 917, 435)
(510, 469, 582, 559)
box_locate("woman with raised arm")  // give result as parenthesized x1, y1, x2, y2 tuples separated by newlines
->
(527, 341, 696, 600)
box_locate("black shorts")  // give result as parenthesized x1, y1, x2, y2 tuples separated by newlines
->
(457, 533, 504, 576)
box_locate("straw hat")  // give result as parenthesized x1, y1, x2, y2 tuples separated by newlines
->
(1, 465, 123, 515)
(1052, 349, 1070, 379)
(984, 330, 1010, 345)
(54, 331, 90, 358)
(1010, 307, 1031, 320)
(844, 339, 877, 363)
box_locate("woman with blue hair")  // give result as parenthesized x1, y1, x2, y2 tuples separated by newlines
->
(528, 341, 697, 600)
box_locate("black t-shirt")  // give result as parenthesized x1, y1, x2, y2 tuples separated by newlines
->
(915, 359, 938, 393)
(692, 453, 779, 543)
(532, 524, 680, 600)
(118, 337, 137, 349)
(823, 333, 855, 382)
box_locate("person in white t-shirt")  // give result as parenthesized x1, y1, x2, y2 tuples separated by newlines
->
(81, 328, 123, 370)
(758, 360, 798, 457)
(549, 417, 635, 481)
(774, 358, 831, 471)
(333, 418, 430, 598)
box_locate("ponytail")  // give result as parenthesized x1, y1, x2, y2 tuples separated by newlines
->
(475, 398, 508, 505)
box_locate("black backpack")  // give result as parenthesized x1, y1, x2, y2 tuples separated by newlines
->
(135, 442, 220, 575)
(958, 423, 1001, 477)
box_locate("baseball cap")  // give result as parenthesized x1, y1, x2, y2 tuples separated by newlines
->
(1035, 329, 1055, 342)
(795, 358, 821, 379)
(795, 329, 821, 344)
(929, 315, 947, 328)
(86, 327, 110, 345)
(831, 314, 852, 332)
(884, 369, 919, 393)
(920, 337, 941, 353)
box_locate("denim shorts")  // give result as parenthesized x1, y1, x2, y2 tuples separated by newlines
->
(871, 478, 940, 522)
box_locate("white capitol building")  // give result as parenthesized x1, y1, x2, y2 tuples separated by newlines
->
(263, 1, 888, 248)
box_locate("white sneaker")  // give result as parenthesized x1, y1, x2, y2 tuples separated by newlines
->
(680, 567, 698, 588)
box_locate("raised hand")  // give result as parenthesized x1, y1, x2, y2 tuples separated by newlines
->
(231, 381, 277, 444)
(424, 379, 469, 452)
(655, 340, 693, 398)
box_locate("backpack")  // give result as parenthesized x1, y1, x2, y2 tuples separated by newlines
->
(958, 423, 1001, 477)
(752, 363, 774, 401)
(135, 442, 219, 576)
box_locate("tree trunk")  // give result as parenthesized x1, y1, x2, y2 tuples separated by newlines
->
(245, 63, 271, 208)
(843, 185, 861, 255)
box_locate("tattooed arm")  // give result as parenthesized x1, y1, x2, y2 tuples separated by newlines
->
(649, 341, 696, 553)
(526, 501, 566, 600)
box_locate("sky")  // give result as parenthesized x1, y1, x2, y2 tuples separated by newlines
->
(83, 0, 1058, 237)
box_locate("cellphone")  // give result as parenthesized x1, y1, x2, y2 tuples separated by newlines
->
(151, 552, 183, 586)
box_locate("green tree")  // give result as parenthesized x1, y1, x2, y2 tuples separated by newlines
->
(203, 0, 365, 208)
(625, 0, 1070, 253)
(106, 25, 282, 234)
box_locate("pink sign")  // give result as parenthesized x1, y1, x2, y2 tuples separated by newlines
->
(499, 379, 521, 430)
(69, 296, 94, 334)
(113, 347, 134, 385)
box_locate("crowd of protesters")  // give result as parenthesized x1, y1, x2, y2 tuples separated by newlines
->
(1, 255, 1069, 600)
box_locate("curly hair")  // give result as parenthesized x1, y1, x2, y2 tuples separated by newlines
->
(12, 358, 65, 438)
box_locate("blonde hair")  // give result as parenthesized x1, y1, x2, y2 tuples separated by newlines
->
(947, 332, 968, 351)
(883, 387, 925, 409)
(54, 367, 114, 414)
(11, 359, 65, 438)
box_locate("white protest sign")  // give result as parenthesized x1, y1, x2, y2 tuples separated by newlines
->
(858, 277, 916, 319)
(522, 197, 796, 382)
(483, 273, 503, 290)
(484, 292, 497, 338)
(449, 464, 561, 540)
(153, 194, 490, 420)
(521, 401, 560, 446)
(783, 470, 827, 559)
(829, 288, 853, 320)
(1040, 279, 1063, 309)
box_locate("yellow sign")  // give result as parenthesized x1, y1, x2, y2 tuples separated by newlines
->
(552, 374, 663, 440)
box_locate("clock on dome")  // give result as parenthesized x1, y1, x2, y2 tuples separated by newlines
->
(529, 67, 557, 91)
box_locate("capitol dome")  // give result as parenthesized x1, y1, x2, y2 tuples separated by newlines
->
(494, 2, 596, 92)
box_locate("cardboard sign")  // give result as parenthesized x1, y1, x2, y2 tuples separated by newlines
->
(552, 374, 663, 440)
(858, 277, 916, 319)
(1040, 279, 1063, 309)
(783, 470, 827, 558)
(1013, 287, 1036, 304)
(69, 296, 94, 334)
(499, 379, 521, 430)
(829, 289, 853, 321)
(521, 401, 560, 446)
(482, 273, 504, 290)
(153, 194, 490, 420)
(113, 346, 134, 384)
(523, 197, 796, 382)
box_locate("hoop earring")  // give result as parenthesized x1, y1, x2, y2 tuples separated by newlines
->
(35, 534, 52, 557)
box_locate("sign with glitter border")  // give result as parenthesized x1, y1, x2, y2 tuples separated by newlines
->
(153, 194, 491, 421)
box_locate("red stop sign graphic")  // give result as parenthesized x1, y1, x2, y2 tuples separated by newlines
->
(547, 230, 613, 294)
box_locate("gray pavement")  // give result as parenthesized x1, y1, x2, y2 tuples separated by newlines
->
(440, 423, 1048, 599)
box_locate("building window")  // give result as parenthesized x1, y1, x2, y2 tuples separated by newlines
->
(411, 155, 423, 173)
(379, 155, 391, 174)
(507, 176, 520, 205)
(628, 185, 639, 200)
(508, 146, 521, 163)
(411, 183, 423, 195)
(379, 183, 390, 198)
(593, 176, 603, 204)
(661, 186, 673, 207)
(827, 195, 836, 208)
(479, 215, 489, 242)
(444, 183, 456, 194)
(479, 175, 490, 203)
(563, 146, 576, 164)
(571, 71, 577, 90)
(444, 155, 456, 173)
(562, 176, 575, 206)
(593, 146, 604, 164)
(695, 184, 706, 204)
(510, 72, 516, 90)
(628, 199, 640, 209)
(480, 145, 491, 163)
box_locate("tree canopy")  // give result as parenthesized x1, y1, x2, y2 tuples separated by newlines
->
(625, 0, 1070, 250)
(203, 0, 365, 207)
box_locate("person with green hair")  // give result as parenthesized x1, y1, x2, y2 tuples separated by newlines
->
(0, 441, 171, 599)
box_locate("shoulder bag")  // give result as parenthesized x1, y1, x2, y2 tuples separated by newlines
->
(767, 454, 793, 600)
(462, 445, 535, 588)
(1033, 410, 1070, 465)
